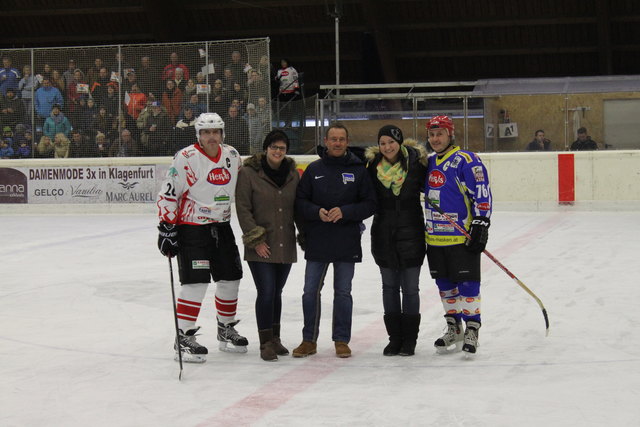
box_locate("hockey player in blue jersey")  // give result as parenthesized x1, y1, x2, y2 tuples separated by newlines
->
(424, 115, 492, 357)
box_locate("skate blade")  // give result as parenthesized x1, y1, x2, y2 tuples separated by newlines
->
(462, 350, 477, 360)
(435, 342, 463, 355)
(175, 352, 207, 363)
(218, 342, 248, 353)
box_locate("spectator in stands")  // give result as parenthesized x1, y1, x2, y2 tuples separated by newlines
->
(94, 131, 110, 157)
(0, 88, 26, 129)
(39, 63, 53, 81)
(182, 93, 205, 118)
(78, 98, 99, 137)
(53, 132, 71, 158)
(15, 133, 31, 158)
(184, 78, 197, 99)
(125, 83, 147, 123)
(139, 101, 171, 156)
(62, 59, 77, 91)
(66, 69, 87, 115)
(43, 104, 71, 140)
(225, 104, 249, 154)
(246, 103, 263, 153)
(173, 67, 187, 92)
(525, 129, 552, 151)
(275, 58, 299, 127)
(231, 82, 248, 112)
(36, 135, 54, 158)
(90, 67, 111, 104)
(571, 127, 599, 151)
(0, 56, 21, 96)
(0, 137, 14, 158)
(103, 82, 119, 119)
(110, 52, 134, 79)
(226, 50, 248, 86)
(173, 106, 197, 152)
(87, 58, 106, 87)
(248, 69, 268, 106)
(256, 96, 271, 135)
(109, 128, 139, 157)
(91, 105, 112, 137)
(34, 77, 64, 123)
(210, 78, 226, 115)
(161, 79, 183, 125)
(257, 55, 276, 98)
(51, 69, 66, 96)
(18, 64, 38, 112)
(136, 56, 161, 97)
(69, 129, 85, 158)
(124, 70, 138, 94)
(222, 67, 235, 93)
(162, 52, 190, 82)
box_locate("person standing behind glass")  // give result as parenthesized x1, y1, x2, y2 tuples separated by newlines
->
(365, 125, 427, 356)
(235, 130, 300, 361)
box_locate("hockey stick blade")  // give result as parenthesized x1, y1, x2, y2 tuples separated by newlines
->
(426, 199, 550, 336)
(168, 257, 183, 380)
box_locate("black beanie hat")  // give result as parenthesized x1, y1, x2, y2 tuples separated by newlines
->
(378, 125, 404, 144)
(262, 129, 290, 151)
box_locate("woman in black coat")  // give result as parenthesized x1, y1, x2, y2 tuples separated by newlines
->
(366, 125, 428, 357)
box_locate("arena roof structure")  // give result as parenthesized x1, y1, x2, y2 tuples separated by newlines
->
(2, 0, 640, 95)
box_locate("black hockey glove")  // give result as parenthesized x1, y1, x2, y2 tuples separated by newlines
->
(158, 222, 179, 257)
(465, 216, 490, 253)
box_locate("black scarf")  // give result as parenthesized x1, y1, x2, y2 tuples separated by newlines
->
(261, 155, 289, 187)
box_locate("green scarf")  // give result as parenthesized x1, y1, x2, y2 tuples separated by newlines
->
(376, 145, 408, 196)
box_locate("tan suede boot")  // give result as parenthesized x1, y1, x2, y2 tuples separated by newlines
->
(292, 340, 317, 358)
(334, 341, 351, 358)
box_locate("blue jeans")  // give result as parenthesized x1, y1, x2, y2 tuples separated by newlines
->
(302, 261, 355, 343)
(248, 261, 292, 330)
(380, 266, 421, 315)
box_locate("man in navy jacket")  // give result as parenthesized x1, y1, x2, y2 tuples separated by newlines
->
(293, 122, 376, 358)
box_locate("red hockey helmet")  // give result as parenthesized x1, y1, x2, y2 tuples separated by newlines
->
(426, 115, 455, 137)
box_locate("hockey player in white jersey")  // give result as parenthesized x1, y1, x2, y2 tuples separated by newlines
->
(157, 112, 248, 362)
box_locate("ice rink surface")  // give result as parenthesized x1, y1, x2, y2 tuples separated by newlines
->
(2, 209, 640, 426)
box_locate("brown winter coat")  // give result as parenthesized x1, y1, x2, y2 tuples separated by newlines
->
(235, 153, 300, 264)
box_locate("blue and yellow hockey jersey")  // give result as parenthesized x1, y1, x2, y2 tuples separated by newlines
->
(424, 146, 492, 246)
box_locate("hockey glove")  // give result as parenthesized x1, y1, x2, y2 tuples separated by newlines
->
(465, 216, 490, 253)
(158, 222, 179, 257)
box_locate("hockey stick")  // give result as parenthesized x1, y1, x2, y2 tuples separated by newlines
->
(426, 200, 550, 336)
(168, 257, 183, 380)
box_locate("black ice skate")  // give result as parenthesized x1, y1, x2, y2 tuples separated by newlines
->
(175, 327, 208, 363)
(434, 316, 464, 354)
(462, 321, 481, 359)
(217, 320, 248, 353)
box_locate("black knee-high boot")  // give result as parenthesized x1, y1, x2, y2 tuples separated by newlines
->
(399, 313, 421, 356)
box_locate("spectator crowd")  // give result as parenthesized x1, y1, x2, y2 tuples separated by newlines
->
(0, 49, 278, 158)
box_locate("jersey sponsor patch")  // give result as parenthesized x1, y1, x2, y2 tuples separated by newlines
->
(450, 156, 462, 168)
(434, 223, 455, 233)
(342, 172, 355, 184)
(207, 168, 231, 185)
(192, 260, 210, 269)
(434, 211, 458, 221)
(477, 202, 491, 211)
(428, 170, 446, 188)
(472, 166, 485, 182)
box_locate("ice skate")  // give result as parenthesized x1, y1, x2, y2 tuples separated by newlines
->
(462, 321, 480, 359)
(175, 327, 208, 363)
(434, 316, 464, 354)
(217, 320, 248, 353)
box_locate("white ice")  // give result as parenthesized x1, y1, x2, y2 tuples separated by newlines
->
(2, 209, 640, 427)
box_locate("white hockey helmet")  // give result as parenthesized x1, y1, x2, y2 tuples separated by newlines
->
(195, 112, 225, 142)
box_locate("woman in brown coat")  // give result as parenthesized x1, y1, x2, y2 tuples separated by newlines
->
(235, 129, 300, 361)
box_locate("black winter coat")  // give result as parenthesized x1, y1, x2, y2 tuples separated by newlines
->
(366, 142, 428, 269)
(296, 148, 377, 263)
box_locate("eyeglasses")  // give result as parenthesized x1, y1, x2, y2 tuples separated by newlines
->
(268, 145, 287, 152)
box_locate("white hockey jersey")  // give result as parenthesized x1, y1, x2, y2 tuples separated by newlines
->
(157, 143, 241, 225)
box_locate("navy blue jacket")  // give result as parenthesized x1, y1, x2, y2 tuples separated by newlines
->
(296, 148, 377, 262)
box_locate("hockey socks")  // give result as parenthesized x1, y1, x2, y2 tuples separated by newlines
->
(176, 282, 208, 332)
